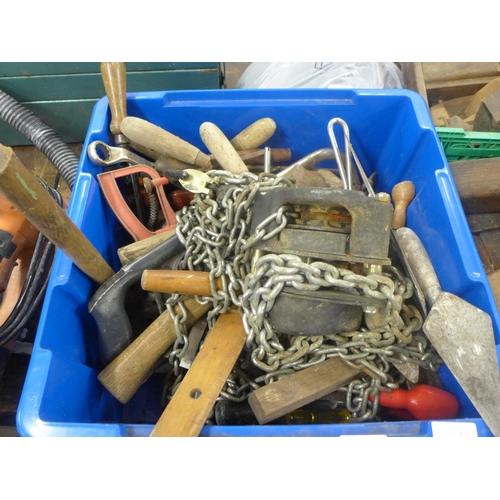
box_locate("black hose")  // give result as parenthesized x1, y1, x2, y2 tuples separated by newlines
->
(0, 89, 79, 189)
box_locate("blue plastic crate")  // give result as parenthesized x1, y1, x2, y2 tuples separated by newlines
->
(16, 88, 500, 437)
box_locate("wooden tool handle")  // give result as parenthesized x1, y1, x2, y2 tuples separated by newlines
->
(98, 298, 211, 404)
(117, 229, 177, 266)
(150, 311, 247, 436)
(142, 269, 221, 296)
(241, 148, 292, 165)
(392, 181, 415, 229)
(155, 156, 193, 173)
(200, 122, 249, 175)
(247, 357, 362, 425)
(230, 118, 276, 151)
(120, 117, 211, 170)
(101, 62, 128, 143)
(0, 146, 114, 285)
(395, 227, 442, 308)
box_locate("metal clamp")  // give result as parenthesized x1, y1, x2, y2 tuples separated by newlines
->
(97, 165, 177, 241)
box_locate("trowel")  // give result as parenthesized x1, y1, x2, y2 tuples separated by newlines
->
(395, 227, 500, 436)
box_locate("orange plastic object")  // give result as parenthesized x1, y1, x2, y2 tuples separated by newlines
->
(0, 194, 39, 293)
(372, 384, 460, 420)
(97, 165, 177, 241)
(0, 245, 35, 327)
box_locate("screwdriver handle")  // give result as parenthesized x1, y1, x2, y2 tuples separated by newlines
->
(200, 122, 249, 175)
(101, 62, 128, 145)
(230, 118, 276, 151)
(391, 181, 415, 229)
(377, 384, 459, 420)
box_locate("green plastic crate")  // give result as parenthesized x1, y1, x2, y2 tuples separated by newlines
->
(436, 127, 500, 161)
(0, 62, 222, 146)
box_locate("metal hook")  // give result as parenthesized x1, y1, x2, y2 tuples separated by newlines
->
(327, 118, 352, 190)
(327, 118, 375, 197)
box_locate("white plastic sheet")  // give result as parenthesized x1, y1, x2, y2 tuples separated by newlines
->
(236, 62, 404, 89)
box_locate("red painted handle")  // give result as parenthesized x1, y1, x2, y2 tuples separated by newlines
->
(374, 385, 459, 420)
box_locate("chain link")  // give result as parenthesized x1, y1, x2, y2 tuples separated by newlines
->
(159, 170, 443, 423)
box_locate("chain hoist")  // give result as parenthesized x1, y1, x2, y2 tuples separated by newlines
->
(157, 167, 442, 421)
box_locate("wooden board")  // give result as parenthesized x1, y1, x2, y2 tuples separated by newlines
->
(247, 357, 362, 424)
(422, 63, 500, 83)
(399, 62, 428, 105)
(449, 158, 500, 214)
(150, 311, 247, 437)
(401, 62, 500, 108)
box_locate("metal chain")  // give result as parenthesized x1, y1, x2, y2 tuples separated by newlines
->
(159, 170, 443, 423)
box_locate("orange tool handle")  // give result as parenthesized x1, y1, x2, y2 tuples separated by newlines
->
(373, 384, 459, 420)
(141, 269, 222, 296)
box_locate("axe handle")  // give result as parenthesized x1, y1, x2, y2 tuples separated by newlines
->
(0, 145, 114, 285)
(98, 298, 211, 404)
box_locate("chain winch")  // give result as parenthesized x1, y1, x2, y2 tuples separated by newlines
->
(158, 157, 442, 422)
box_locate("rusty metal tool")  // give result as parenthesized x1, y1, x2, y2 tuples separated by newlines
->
(396, 226, 500, 436)
(0, 145, 114, 285)
(237, 148, 291, 165)
(248, 186, 392, 336)
(150, 310, 247, 437)
(277, 148, 346, 182)
(97, 298, 211, 404)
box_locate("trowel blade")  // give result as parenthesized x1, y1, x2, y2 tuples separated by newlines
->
(423, 291, 500, 436)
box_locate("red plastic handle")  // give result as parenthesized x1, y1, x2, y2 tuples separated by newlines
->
(372, 384, 459, 420)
